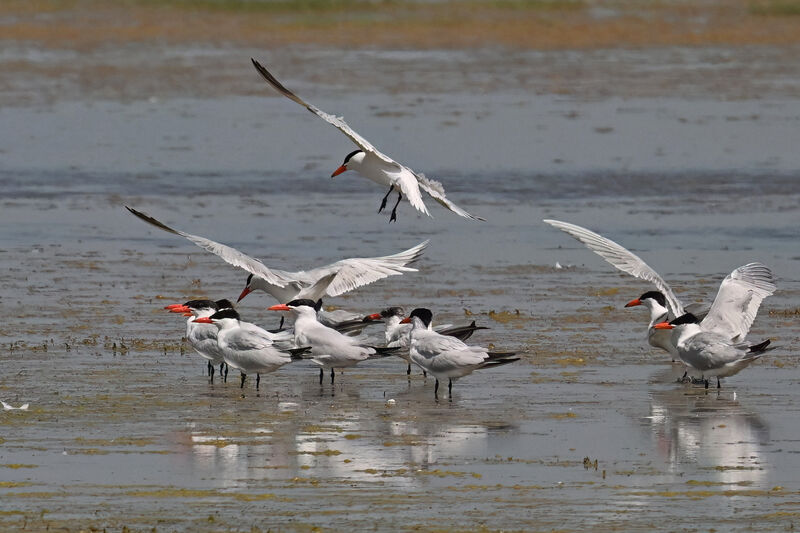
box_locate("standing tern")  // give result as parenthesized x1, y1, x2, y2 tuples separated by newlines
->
(126, 206, 427, 308)
(400, 308, 518, 399)
(250, 58, 485, 222)
(654, 313, 773, 389)
(366, 306, 489, 375)
(166, 299, 228, 381)
(194, 308, 306, 390)
(543, 219, 777, 355)
(268, 299, 397, 385)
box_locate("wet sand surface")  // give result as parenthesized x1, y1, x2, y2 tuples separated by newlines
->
(2, 9, 800, 531)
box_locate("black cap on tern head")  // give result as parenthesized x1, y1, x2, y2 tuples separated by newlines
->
(409, 308, 433, 328)
(210, 308, 240, 321)
(286, 298, 320, 311)
(670, 313, 699, 326)
(245, 273, 254, 285)
(215, 299, 235, 310)
(381, 306, 405, 318)
(184, 299, 217, 310)
(342, 149, 363, 165)
(639, 291, 667, 307)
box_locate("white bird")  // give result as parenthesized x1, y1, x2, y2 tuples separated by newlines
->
(543, 219, 777, 355)
(194, 308, 303, 390)
(166, 299, 228, 381)
(250, 58, 485, 222)
(1, 401, 29, 411)
(126, 206, 428, 307)
(654, 313, 773, 389)
(268, 299, 393, 385)
(365, 306, 489, 375)
(401, 308, 518, 399)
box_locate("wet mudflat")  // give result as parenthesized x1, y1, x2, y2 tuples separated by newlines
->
(1, 26, 800, 533)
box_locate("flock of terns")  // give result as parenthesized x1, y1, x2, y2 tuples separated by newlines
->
(127, 58, 777, 399)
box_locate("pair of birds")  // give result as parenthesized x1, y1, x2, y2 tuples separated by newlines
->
(545, 219, 777, 388)
(169, 297, 514, 398)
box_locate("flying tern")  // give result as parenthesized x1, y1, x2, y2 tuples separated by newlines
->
(251, 58, 485, 222)
(126, 206, 427, 308)
(543, 219, 776, 356)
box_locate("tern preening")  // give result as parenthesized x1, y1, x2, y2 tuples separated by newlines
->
(654, 313, 773, 389)
(194, 308, 306, 390)
(268, 299, 397, 385)
(543, 219, 777, 357)
(250, 58, 485, 222)
(126, 206, 427, 306)
(400, 308, 518, 399)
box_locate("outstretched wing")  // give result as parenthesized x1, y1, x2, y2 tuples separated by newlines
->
(125, 207, 291, 288)
(306, 240, 429, 297)
(415, 172, 485, 221)
(544, 219, 684, 317)
(700, 262, 776, 341)
(251, 58, 396, 166)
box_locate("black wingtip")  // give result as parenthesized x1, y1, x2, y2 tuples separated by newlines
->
(748, 339, 771, 354)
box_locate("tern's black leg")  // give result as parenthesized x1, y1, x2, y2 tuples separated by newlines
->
(240, 373, 247, 389)
(704, 379, 709, 390)
(207, 360, 213, 377)
(319, 368, 324, 385)
(717, 378, 721, 389)
(389, 192, 402, 223)
(448, 379, 452, 399)
(379, 185, 394, 212)
(331, 367, 335, 385)
(434, 379, 439, 399)
(423, 370, 427, 378)
(256, 373, 260, 390)
(224, 364, 228, 382)
(407, 363, 411, 375)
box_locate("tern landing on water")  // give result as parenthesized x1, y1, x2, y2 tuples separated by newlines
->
(543, 219, 776, 357)
(126, 206, 428, 305)
(250, 58, 484, 223)
(654, 313, 773, 389)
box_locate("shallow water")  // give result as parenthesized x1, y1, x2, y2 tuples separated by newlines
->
(0, 45, 799, 531)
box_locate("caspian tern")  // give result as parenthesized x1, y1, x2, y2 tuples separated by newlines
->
(194, 308, 305, 390)
(126, 206, 428, 306)
(166, 299, 228, 381)
(400, 308, 519, 399)
(250, 58, 485, 222)
(654, 313, 773, 389)
(167, 298, 298, 383)
(268, 299, 396, 385)
(543, 219, 777, 355)
(365, 306, 489, 375)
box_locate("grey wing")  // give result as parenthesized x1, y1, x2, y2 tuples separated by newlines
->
(305, 240, 429, 297)
(413, 331, 473, 359)
(684, 333, 751, 369)
(415, 172, 485, 221)
(251, 58, 396, 166)
(700, 262, 776, 341)
(225, 328, 276, 352)
(543, 219, 684, 318)
(126, 207, 291, 288)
